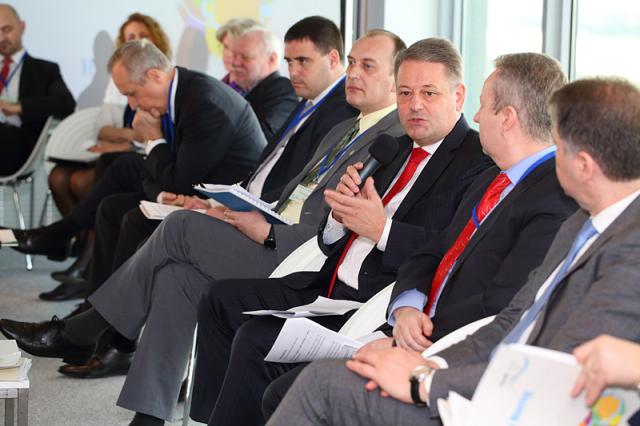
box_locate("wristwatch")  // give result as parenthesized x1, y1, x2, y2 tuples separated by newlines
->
(263, 225, 276, 249)
(409, 364, 433, 407)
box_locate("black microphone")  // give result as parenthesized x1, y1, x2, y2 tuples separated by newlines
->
(358, 134, 399, 188)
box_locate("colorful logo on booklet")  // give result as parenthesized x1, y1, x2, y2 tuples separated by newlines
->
(579, 391, 626, 426)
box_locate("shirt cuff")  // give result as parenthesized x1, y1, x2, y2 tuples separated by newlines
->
(421, 357, 448, 406)
(145, 138, 167, 155)
(375, 218, 392, 251)
(387, 289, 428, 325)
(322, 211, 347, 244)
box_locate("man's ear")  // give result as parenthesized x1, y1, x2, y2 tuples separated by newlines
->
(327, 48, 341, 70)
(145, 68, 163, 84)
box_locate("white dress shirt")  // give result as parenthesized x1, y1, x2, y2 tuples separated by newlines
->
(0, 48, 26, 127)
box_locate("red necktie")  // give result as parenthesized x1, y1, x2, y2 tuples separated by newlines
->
(0, 56, 12, 92)
(424, 172, 511, 315)
(326, 147, 430, 297)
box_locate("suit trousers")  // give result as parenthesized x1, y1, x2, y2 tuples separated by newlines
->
(266, 359, 440, 426)
(0, 124, 36, 175)
(190, 276, 354, 426)
(88, 209, 280, 420)
(88, 196, 159, 294)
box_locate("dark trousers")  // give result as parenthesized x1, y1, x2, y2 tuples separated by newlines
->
(0, 124, 36, 175)
(88, 195, 159, 294)
(68, 153, 145, 230)
(189, 275, 354, 426)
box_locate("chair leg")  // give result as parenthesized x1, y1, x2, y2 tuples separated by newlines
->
(29, 176, 35, 228)
(40, 190, 51, 227)
(11, 185, 33, 271)
(182, 325, 198, 426)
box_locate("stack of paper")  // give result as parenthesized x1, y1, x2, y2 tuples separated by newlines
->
(438, 344, 640, 426)
(244, 296, 363, 318)
(0, 340, 31, 382)
(0, 229, 17, 247)
(139, 201, 205, 220)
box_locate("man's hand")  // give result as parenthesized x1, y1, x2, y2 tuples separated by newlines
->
(0, 100, 22, 116)
(346, 347, 439, 403)
(223, 210, 270, 244)
(205, 206, 226, 220)
(324, 177, 386, 242)
(571, 335, 640, 406)
(160, 192, 185, 206)
(88, 141, 132, 153)
(132, 109, 163, 141)
(392, 307, 434, 352)
(183, 196, 210, 210)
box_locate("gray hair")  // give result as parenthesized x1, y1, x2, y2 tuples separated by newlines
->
(240, 27, 283, 60)
(394, 37, 462, 86)
(108, 39, 172, 84)
(492, 53, 566, 141)
(216, 18, 261, 43)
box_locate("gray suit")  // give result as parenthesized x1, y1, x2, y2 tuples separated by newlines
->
(266, 195, 640, 426)
(88, 110, 404, 420)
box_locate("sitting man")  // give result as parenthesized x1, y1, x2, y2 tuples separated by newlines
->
(266, 77, 640, 426)
(0, 4, 75, 175)
(193, 52, 577, 426)
(0, 28, 407, 426)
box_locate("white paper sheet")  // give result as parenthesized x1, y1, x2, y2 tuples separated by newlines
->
(0, 229, 17, 246)
(264, 318, 364, 363)
(244, 296, 362, 319)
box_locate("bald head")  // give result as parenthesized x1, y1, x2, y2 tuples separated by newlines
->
(0, 4, 25, 57)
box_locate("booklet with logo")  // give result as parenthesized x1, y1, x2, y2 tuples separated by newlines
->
(437, 344, 640, 426)
(195, 184, 292, 225)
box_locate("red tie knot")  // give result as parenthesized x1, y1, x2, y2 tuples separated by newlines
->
(409, 147, 429, 164)
(2, 56, 12, 66)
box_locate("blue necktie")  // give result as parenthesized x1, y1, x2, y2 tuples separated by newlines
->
(496, 219, 598, 350)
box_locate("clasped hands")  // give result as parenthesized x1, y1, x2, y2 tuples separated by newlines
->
(346, 306, 437, 404)
(0, 99, 22, 116)
(324, 162, 387, 242)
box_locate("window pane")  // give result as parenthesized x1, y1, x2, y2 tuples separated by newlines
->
(462, 0, 543, 125)
(574, 0, 640, 85)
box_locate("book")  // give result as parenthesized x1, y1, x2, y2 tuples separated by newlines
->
(438, 343, 640, 426)
(0, 340, 31, 383)
(195, 184, 292, 225)
(0, 229, 17, 247)
(0, 358, 31, 382)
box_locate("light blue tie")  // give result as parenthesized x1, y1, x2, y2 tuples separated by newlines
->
(495, 219, 598, 351)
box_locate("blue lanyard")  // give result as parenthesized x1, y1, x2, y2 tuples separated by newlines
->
(317, 127, 367, 177)
(275, 75, 346, 145)
(0, 52, 26, 93)
(161, 77, 176, 151)
(471, 151, 556, 228)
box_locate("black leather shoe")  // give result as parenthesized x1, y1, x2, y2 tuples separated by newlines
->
(39, 280, 90, 301)
(63, 301, 93, 320)
(0, 316, 95, 364)
(12, 228, 72, 261)
(51, 257, 87, 282)
(58, 343, 133, 378)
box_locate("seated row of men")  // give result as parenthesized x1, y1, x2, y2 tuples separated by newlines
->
(2, 10, 640, 426)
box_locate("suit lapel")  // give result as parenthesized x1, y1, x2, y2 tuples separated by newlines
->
(17, 54, 33, 100)
(392, 116, 471, 220)
(527, 196, 640, 342)
(450, 158, 555, 276)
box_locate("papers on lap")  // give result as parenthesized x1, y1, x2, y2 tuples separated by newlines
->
(244, 296, 362, 319)
(0, 229, 17, 247)
(438, 344, 640, 426)
(195, 183, 292, 225)
(138, 201, 205, 220)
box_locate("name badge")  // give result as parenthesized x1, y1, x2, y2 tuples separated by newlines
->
(289, 184, 315, 202)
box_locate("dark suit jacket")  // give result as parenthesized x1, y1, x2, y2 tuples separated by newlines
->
(142, 67, 266, 199)
(249, 77, 359, 203)
(429, 196, 640, 412)
(17, 54, 76, 140)
(391, 157, 578, 340)
(245, 71, 298, 142)
(279, 116, 494, 302)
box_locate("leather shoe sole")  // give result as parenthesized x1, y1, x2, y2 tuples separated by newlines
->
(58, 344, 133, 379)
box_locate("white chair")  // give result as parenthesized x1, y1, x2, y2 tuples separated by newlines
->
(0, 116, 55, 270)
(338, 282, 395, 339)
(40, 107, 102, 224)
(181, 237, 327, 425)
